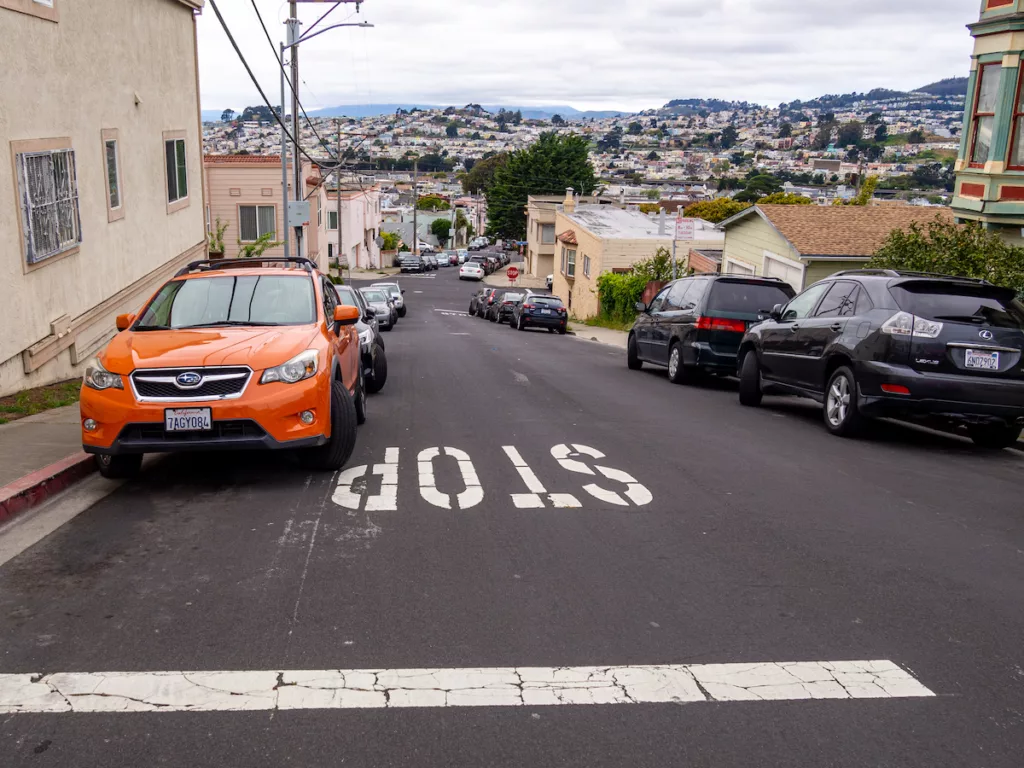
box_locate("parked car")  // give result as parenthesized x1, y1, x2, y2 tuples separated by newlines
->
(510, 294, 568, 333)
(736, 270, 1024, 447)
(448, 252, 459, 266)
(469, 255, 492, 275)
(359, 287, 396, 331)
(491, 291, 526, 323)
(418, 242, 434, 253)
(457, 250, 469, 264)
(485, 255, 501, 272)
(475, 288, 501, 317)
(370, 281, 406, 318)
(628, 275, 796, 384)
(468, 287, 490, 315)
(80, 257, 364, 478)
(437, 252, 452, 267)
(459, 261, 485, 281)
(399, 254, 424, 273)
(422, 254, 437, 271)
(335, 284, 388, 394)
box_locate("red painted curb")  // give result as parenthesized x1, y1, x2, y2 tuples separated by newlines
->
(0, 452, 96, 524)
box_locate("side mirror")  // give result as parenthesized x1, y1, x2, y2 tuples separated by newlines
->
(635, 301, 647, 313)
(401, 289, 406, 295)
(116, 313, 135, 331)
(333, 305, 360, 328)
(364, 306, 377, 318)
(769, 304, 783, 322)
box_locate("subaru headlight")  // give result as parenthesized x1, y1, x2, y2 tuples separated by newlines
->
(260, 349, 319, 384)
(83, 358, 124, 391)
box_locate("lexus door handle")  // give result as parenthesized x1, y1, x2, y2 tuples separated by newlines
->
(830, 323, 843, 332)
(789, 324, 800, 332)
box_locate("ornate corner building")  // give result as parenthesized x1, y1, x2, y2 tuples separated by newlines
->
(953, 0, 1024, 243)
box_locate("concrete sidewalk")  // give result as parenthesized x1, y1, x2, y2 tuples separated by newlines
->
(484, 264, 548, 290)
(0, 404, 93, 523)
(567, 324, 629, 350)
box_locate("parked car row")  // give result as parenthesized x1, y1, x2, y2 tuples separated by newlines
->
(81, 257, 382, 480)
(469, 287, 568, 333)
(627, 271, 1024, 449)
(468, 237, 491, 251)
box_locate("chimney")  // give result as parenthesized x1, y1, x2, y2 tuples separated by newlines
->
(564, 187, 576, 214)
(619, 188, 626, 206)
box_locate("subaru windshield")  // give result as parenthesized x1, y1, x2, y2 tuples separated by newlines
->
(135, 275, 317, 330)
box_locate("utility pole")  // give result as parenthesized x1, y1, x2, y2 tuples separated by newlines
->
(412, 157, 419, 256)
(288, 2, 302, 259)
(336, 119, 343, 271)
(279, 42, 289, 259)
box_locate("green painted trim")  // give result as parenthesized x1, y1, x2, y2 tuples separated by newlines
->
(959, 69, 979, 160)
(951, 197, 986, 212)
(978, 52, 1007, 64)
(979, 201, 1024, 214)
(991, 65, 1019, 161)
(970, 13, 1024, 36)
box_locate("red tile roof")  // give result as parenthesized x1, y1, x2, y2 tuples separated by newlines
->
(557, 229, 578, 245)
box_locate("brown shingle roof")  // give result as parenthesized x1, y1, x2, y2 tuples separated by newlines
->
(754, 204, 954, 258)
(557, 229, 577, 245)
(204, 154, 284, 165)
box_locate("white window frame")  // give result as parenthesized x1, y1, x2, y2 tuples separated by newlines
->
(238, 204, 277, 242)
(15, 147, 82, 265)
(164, 137, 188, 205)
(761, 249, 806, 291)
(316, 193, 322, 227)
(583, 254, 591, 278)
(328, 210, 339, 230)
(566, 248, 577, 278)
(723, 256, 756, 276)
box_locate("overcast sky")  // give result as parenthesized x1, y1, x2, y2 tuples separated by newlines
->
(197, 0, 977, 113)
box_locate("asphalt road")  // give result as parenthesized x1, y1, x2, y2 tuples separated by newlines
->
(2, 253, 1024, 767)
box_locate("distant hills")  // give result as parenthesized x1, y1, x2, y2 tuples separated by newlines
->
(915, 77, 968, 97)
(202, 103, 627, 122)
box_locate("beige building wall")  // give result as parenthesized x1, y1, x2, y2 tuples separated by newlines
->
(0, 0, 206, 395)
(203, 157, 312, 261)
(525, 197, 558, 279)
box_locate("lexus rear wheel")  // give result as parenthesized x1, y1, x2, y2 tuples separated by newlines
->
(823, 366, 863, 437)
(968, 423, 1022, 449)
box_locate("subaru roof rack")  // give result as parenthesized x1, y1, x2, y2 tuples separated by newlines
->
(175, 257, 317, 277)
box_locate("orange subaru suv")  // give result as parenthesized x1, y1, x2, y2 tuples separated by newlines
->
(80, 257, 365, 479)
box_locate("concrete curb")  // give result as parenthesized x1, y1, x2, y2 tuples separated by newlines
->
(0, 452, 96, 524)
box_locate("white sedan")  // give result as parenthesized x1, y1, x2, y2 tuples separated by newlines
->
(459, 262, 485, 281)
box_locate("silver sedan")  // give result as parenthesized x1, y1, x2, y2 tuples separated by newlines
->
(359, 288, 396, 331)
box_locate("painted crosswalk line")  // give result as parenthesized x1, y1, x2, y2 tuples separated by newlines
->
(0, 661, 933, 713)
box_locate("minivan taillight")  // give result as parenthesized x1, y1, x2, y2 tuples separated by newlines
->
(696, 316, 746, 332)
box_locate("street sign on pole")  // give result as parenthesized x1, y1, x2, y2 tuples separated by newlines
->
(676, 216, 695, 241)
(507, 266, 520, 284)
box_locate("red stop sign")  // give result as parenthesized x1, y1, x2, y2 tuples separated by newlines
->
(507, 266, 520, 281)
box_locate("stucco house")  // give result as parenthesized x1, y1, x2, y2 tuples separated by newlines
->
(0, 0, 206, 396)
(717, 204, 954, 291)
(551, 190, 724, 319)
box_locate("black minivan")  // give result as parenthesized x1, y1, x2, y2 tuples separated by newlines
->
(628, 275, 796, 383)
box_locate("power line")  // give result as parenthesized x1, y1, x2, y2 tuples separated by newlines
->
(249, 0, 339, 163)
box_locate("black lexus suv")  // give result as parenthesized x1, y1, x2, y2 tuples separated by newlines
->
(628, 275, 796, 381)
(737, 270, 1024, 448)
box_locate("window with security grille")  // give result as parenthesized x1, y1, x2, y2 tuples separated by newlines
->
(15, 148, 82, 264)
(105, 140, 121, 210)
(239, 205, 276, 242)
(165, 139, 188, 202)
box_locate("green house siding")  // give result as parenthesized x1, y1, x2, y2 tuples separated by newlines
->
(803, 260, 870, 286)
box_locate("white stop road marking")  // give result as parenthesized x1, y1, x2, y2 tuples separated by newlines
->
(0, 660, 934, 712)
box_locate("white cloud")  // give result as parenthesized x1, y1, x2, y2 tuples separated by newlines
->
(197, 0, 976, 113)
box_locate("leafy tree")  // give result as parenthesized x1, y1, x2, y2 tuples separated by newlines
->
(865, 143, 884, 162)
(833, 176, 879, 206)
(551, 114, 565, 125)
(683, 198, 752, 223)
(812, 172, 826, 185)
(596, 248, 676, 323)
(758, 192, 813, 205)
(470, 131, 481, 140)
(866, 112, 883, 125)
(646, 188, 661, 200)
(221, 109, 236, 122)
(597, 128, 622, 152)
(818, 112, 836, 126)
(237, 231, 283, 258)
(463, 158, 476, 172)
(811, 123, 835, 150)
(638, 203, 661, 214)
(486, 132, 597, 240)
(380, 231, 400, 251)
(646, 151, 660, 160)
(874, 123, 889, 143)
(461, 152, 508, 194)
(836, 121, 863, 147)
(446, 123, 458, 138)
(417, 194, 451, 211)
(430, 217, 452, 246)
(908, 128, 927, 144)
(778, 122, 793, 138)
(734, 173, 783, 202)
(870, 219, 1024, 297)
(720, 125, 739, 149)
(628, 121, 644, 135)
